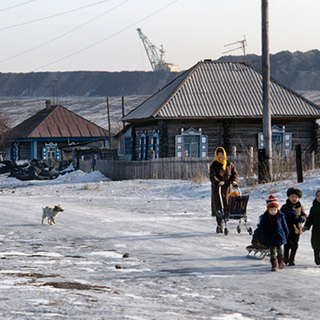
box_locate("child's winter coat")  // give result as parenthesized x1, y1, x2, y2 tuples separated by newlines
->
(257, 210, 289, 247)
(280, 199, 307, 235)
(304, 200, 320, 250)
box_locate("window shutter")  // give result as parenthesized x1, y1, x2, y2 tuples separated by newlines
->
(200, 135, 208, 158)
(284, 133, 292, 155)
(175, 135, 183, 157)
(258, 133, 264, 149)
(139, 133, 146, 160)
(42, 146, 47, 160)
(12, 143, 19, 161)
(155, 136, 160, 158)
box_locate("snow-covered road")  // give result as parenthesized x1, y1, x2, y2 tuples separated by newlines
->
(1, 171, 320, 319)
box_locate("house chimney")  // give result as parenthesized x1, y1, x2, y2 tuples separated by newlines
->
(45, 100, 51, 111)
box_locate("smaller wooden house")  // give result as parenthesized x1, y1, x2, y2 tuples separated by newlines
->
(8, 100, 110, 163)
(119, 60, 320, 160)
(114, 124, 133, 160)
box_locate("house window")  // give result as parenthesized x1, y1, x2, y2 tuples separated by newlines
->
(117, 126, 133, 160)
(184, 135, 200, 157)
(139, 132, 147, 160)
(47, 146, 56, 158)
(118, 137, 132, 157)
(42, 142, 60, 162)
(272, 132, 283, 152)
(175, 128, 208, 158)
(258, 126, 292, 155)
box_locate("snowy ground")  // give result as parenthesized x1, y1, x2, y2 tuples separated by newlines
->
(1, 170, 320, 320)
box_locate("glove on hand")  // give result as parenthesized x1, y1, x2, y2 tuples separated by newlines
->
(302, 226, 308, 232)
(295, 216, 305, 223)
(285, 211, 296, 219)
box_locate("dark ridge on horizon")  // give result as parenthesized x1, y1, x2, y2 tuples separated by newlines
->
(0, 50, 319, 97)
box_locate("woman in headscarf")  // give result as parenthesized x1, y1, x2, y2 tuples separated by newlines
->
(210, 147, 239, 233)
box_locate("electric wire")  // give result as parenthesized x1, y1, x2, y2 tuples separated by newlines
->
(0, 0, 129, 64)
(0, 0, 37, 13)
(33, 0, 179, 71)
(0, 0, 111, 31)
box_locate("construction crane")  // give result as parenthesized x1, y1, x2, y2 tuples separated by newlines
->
(137, 28, 179, 72)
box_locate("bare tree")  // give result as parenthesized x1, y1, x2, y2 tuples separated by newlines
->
(0, 111, 12, 160)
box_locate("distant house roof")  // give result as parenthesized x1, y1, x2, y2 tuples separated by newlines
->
(122, 60, 320, 121)
(114, 124, 131, 139)
(10, 104, 109, 140)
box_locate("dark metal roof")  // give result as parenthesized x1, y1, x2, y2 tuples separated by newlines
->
(10, 105, 109, 139)
(122, 60, 320, 121)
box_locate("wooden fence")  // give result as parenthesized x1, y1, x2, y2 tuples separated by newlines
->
(78, 148, 317, 181)
(79, 156, 250, 181)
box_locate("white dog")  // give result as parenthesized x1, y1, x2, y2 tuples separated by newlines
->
(41, 205, 64, 225)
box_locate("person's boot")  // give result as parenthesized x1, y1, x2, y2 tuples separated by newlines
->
(271, 259, 277, 272)
(278, 256, 285, 269)
(284, 246, 289, 264)
(288, 247, 297, 266)
(314, 249, 320, 265)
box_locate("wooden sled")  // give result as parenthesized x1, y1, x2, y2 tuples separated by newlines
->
(246, 245, 270, 260)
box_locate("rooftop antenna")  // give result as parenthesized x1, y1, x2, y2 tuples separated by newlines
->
(223, 36, 247, 63)
(45, 79, 58, 105)
(54, 79, 58, 106)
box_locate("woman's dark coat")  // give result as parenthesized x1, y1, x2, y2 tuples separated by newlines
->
(210, 160, 238, 215)
(280, 199, 307, 235)
(257, 210, 289, 247)
(304, 200, 320, 250)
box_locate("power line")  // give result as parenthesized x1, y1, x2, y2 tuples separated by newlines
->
(0, 0, 129, 64)
(0, 0, 37, 13)
(33, 0, 179, 71)
(0, 0, 111, 31)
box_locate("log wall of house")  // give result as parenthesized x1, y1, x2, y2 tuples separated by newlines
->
(131, 118, 319, 160)
(278, 120, 316, 151)
(19, 142, 31, 160)
(36, 142, 45, 158)
(222, 119, 318, 156)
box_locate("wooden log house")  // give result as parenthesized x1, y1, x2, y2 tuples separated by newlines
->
(119, 60, 320, 161)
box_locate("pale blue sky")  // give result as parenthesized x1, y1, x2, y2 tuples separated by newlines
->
(0, 0, 319, 73)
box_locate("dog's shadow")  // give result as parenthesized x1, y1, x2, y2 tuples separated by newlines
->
(5, 223, 40, 228)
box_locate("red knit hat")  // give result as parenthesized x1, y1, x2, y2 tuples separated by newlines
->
(266, 195, 279, 210)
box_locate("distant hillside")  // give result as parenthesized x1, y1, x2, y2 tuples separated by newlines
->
(0, 50, 319, 98)
(218, 49, 320, 91)
(0, 71, 179, 97)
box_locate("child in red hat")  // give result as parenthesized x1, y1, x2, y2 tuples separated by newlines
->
(255, 195, 289, 271)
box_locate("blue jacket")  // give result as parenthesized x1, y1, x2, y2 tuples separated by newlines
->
(257, 210, 289, 247)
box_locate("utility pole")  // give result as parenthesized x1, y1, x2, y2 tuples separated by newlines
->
(122, 96, 125, 129)
(106, 97, 111, 148)
(262, 0, 272, 181)
(54, 79, 59, 105)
